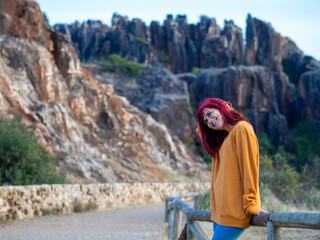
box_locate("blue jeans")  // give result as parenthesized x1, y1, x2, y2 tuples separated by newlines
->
(212, 221, 245, 240)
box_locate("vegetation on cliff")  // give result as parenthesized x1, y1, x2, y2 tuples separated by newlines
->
(103, 54, 144, 76)
(0, 117, 66, 185)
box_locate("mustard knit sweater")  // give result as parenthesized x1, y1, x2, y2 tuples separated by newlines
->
(197, 121, 261, 229)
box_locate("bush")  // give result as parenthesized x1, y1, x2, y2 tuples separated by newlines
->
(91, 59, 100, 65)
(301, 155, 320, 189)
(0, 116, 65, 185)
(41, 208, 52, 216)
(73, 200, 98, 213)
(107, 54, 143, 76)
(134, 36, 145, 44)
(198, 193, 210, 210)
(258, 133, 276, 155)
(156, 51, 170, 65)
(192, 67, 202, 74)
(289, 122, 320, 169)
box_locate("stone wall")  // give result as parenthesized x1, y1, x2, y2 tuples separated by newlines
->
(0, 182, 210, 221)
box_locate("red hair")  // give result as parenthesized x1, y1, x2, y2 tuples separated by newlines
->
(196, 98, 250, 158)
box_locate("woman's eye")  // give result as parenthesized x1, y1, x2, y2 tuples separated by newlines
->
(208, 112, 212, 117)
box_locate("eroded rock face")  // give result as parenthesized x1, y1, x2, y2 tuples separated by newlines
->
(298, 71, 320, 122)
(54, 14, 246, 73)
(245, 14, 282, 72)
(54, 14, 154, 64)
(89, 65, 194, 140)
(0, 0, 208, 183)
(177, 66, 294, 150)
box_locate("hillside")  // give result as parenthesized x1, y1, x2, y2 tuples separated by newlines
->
(0, 0, 209, 183)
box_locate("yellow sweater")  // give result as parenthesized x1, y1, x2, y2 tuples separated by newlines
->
(197, 121, 261, 228)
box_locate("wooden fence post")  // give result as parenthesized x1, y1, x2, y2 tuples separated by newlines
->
(168, 207, 174, 240)
(165, 199, 169, 222)
(188, 220, 210, 240)
(194, 196, 199, 210)
(267, 221, 281, 240)
(187, 219, 194, 240)
(178, 224, 187, 240)
(172, 207, 182, 240)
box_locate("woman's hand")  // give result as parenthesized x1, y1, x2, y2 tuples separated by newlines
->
(256, 209, 267, 215)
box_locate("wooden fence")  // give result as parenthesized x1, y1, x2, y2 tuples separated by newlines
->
(165, 190, 320, 240)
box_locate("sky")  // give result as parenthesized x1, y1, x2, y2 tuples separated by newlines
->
(36, 0, 320, 60)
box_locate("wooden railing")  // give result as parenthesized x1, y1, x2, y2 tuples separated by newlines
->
(165, 190, 320, 240)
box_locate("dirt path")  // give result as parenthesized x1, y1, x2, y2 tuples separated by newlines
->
(0, 203, 166, 240)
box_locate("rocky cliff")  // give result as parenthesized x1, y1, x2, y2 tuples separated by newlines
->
(55, 12, 320, 150)
(0, 0, 209, 183)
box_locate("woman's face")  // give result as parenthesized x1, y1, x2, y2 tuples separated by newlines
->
(202, 108, 225, 131)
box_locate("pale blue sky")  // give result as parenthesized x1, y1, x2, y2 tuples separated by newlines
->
(36, 0, 320, 60)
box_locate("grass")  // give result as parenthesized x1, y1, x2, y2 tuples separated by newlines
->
(41, 208, 52, 216)
(73, 200, 98, 213)
(107, 54, 143, 76)
(163, 167, 206, 183)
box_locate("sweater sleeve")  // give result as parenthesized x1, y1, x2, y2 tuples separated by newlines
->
(235, 126, 261, 215)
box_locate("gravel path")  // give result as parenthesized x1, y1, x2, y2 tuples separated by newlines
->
(0, 203, 166, 240)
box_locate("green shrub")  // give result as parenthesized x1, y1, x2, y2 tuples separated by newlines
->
(301, 155, 320, 189)
(73, 200, 98, 213)
(289, 122, 320, 169)
(198, 193, 210, 210)
(192, 67, 202, 74)
(41, 208, 52, 216)
(107, 54, 143, 76)
(135, 36, 145, 43)
(156, 51, 170, 65)
(196, 145, 212, 170)
(91, 59, 100, 65)
(260, 153, 300, 201)
(0, 116, 65, 186)
(258, 133, 276, 155)
(241, 109, 252, 121)
(273, 159, 299, 199)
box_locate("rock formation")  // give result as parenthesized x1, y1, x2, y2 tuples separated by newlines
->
(246, 14, 320, 125)
(54, 14, 246, 73)
(89, 65, 194, 140)
(177, 66, 295, 150)
(0, 0, 209, 183)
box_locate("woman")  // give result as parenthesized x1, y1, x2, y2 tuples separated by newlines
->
(196, 98, 266, 240)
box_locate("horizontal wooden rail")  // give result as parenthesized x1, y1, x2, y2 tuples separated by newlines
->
(165, 189, 210, 222)
(166, 190, 320, 240)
